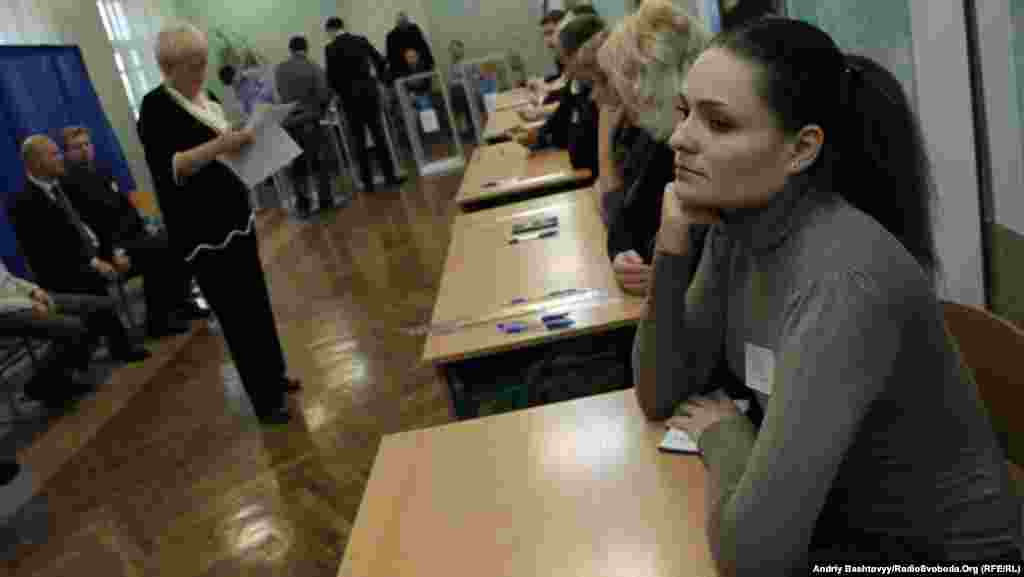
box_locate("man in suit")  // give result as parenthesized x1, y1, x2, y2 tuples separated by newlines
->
(324, 17, 403, 193)
(386, 11, 434, 82)
(0, 257, 148, 410)
(276, 36, 334, 215)
(60, 126, 199, 337)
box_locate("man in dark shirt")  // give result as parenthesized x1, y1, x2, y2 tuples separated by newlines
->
(276, 36, 333, 215)
(386, 12, 434, 81)
(61, 126, 202, 336)
(514, 15, 604, 176)
(324, 17, 403, 193)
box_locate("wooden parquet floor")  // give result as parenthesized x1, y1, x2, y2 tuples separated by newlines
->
(4, 170, 465, 576)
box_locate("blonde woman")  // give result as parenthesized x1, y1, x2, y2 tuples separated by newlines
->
(574, 0, 709, 296)
(138, 22, 300, 425)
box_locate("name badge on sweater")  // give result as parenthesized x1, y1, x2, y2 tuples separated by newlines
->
(745, 342, 775, 396)
(571, 109, 580, 124)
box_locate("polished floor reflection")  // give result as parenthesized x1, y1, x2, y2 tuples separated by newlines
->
(5, 172, 464, 576)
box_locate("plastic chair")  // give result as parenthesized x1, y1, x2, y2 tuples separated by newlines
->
(942, 301, 1024, 495)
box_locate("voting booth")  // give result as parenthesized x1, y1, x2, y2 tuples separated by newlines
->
(394, 70, 466, 177)
(457, 53, 516, 144)
(323, 86, 407, 192)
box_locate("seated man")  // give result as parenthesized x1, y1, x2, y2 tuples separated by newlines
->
(60, 127, 200, 336)
(0, 259, 149, 410)
(402, 48, 434, 108)
(514, 15, 604, 176)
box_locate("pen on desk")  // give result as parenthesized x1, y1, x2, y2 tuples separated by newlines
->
(498, 316, 575, 334)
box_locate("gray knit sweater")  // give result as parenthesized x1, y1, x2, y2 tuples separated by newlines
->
(633, 184, 1021, 572)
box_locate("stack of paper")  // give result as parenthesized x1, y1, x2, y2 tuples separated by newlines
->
(219, 101, 302, 189)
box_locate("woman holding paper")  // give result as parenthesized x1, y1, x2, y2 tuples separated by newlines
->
(139, 21, 299, 425)
(634, 17, 1021, 570)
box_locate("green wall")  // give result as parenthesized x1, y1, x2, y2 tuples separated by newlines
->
(785, 0, 917, 104)
(175, 0, 332, 95)
(989, 223, 1024, 330)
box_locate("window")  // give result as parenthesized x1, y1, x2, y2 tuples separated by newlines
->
(96, 0, 165, 119)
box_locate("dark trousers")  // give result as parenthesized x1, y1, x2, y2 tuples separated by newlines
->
(0, 293, 130, 402)
(120, 232, 192, 324)
(284, 122, 333, 210)
(341, 81, 396, 189)
(189, 232, 287, 414)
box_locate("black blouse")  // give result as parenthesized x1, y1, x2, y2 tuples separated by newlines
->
(138, 85, 253, 262)
(606, 130, 674, 263)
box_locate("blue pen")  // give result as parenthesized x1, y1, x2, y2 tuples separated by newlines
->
(545, 318, 575, 330)
(541, 312, 569, 323)
(498, 321, 529, 333)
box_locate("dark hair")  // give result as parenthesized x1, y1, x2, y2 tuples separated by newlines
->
(721, 0, 775, 31)
(712, 18, 937, 275)
(570, 4, 600, 18)
(289, 36, 308, 52)
(325, 17, 344, 31)
(540, 9, 566, 26)
(218, 64, 236, 86)
(559, 15, 605, 60)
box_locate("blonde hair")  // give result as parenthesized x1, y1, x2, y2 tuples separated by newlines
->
(155, 20, 207, 73)
(598, 0, 709, 140)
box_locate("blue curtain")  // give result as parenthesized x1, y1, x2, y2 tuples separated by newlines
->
(0, 45, 135, 279)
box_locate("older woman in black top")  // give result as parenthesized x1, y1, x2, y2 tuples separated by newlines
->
(138, 21, 299, 425)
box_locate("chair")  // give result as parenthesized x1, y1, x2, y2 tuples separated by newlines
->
(941, 301, 1024, 495)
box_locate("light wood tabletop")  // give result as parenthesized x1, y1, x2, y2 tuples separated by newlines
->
(423, 189, 643, 365)
(336, 389, 717, 577)
(483, 108, 544, 142)
(494, 87, 533, 110)
(455, 142, 592, 209)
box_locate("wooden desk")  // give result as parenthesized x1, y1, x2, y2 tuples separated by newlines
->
(424, 188, 643, 365)
(337, 389, 716, 577)
(482, 108, 544, 142)
(494, 87, 533, 111)
(455, 142, 592, 211)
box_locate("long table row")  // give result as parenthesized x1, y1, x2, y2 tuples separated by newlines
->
(338, 88, 716, 576)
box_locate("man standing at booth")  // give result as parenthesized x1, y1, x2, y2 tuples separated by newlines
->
(324, 17, 403, 193)
(276, 36, 334, 215)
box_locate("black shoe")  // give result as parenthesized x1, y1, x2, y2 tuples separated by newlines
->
(178, 301, 212, 320)
(147, 316, 191, 338)
(0, 461, 19, 486)
(256, 405, 292, 425)
(283, 378, 303, 394)
(385, 175, 407, 187)
(111, 344, 151, 363)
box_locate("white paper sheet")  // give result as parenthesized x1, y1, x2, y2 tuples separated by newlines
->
(420, 108, 440, 133)
(220, 102, 302, 189)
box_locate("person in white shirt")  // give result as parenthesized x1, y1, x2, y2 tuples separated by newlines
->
(0, 258, 147, 410)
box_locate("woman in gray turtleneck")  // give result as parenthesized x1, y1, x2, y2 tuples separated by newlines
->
(634, 17, 1022, 573)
